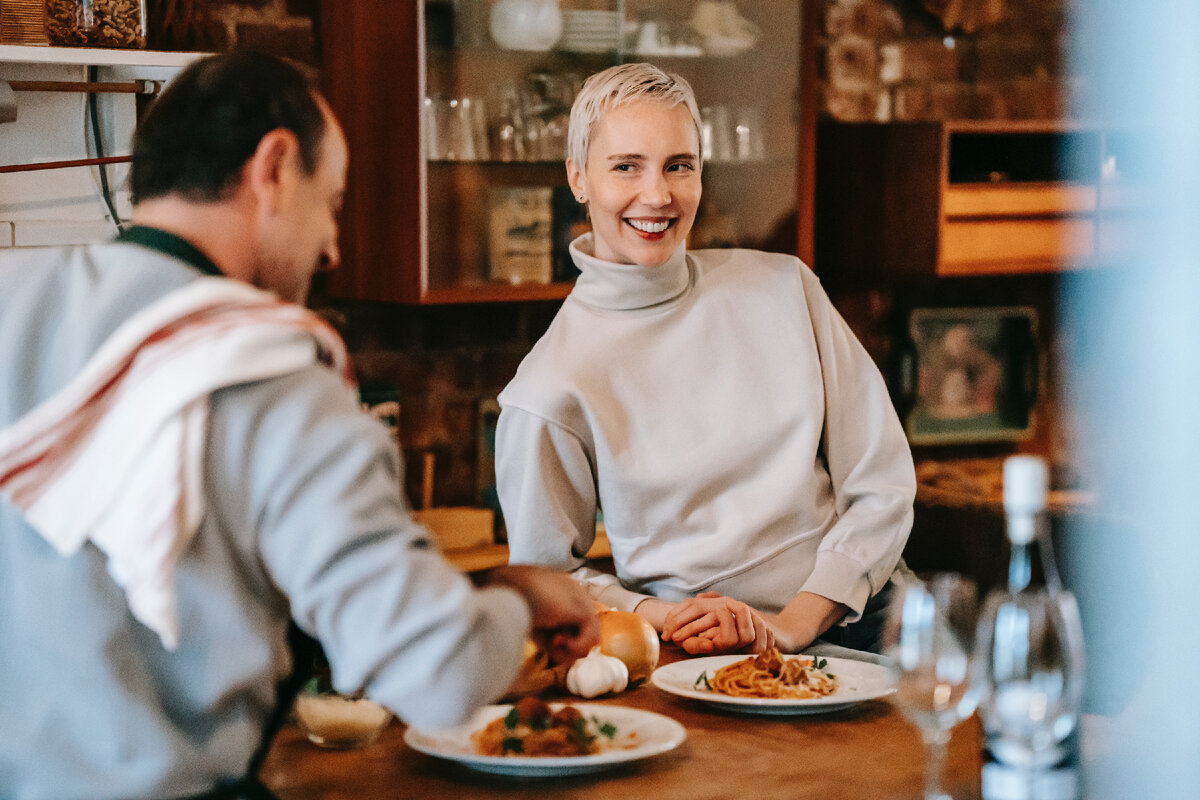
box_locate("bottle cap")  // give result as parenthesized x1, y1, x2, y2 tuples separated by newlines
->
(1004, 455, 1048, 519)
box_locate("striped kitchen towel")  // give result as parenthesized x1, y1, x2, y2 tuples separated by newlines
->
(0, 276, 355, 650)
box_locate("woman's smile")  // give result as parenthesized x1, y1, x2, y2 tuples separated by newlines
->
(626, 217, 675, 236)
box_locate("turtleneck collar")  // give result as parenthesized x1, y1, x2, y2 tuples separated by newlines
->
(568, 233, 693, 311)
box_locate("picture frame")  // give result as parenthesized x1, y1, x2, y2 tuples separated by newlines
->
(900, 306, 1040, 445)
(486, 186, 553, 285)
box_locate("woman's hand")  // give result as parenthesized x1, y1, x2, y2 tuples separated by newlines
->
(659, 592, 775, 655)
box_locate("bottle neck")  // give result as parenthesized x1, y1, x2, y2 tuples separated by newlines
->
(1007, 540, 1033, 594)
(1006, 511, 1063, 594)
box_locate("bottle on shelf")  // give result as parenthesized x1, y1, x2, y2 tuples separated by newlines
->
(978, 455, 1086, 800)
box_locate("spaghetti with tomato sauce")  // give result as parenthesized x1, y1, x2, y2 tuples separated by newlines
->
(700, 648, 839, 699)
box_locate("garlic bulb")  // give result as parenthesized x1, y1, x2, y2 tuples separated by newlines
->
(565, 646, 629, 698)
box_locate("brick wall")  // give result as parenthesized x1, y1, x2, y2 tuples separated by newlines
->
(821, 0, 1070, 121)
(313, 299, 562, 511)
(152, 0, 318, 64)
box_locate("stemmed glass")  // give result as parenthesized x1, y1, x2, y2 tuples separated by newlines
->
(973, 586, 1085, 797)
(883, 574, 983, 800)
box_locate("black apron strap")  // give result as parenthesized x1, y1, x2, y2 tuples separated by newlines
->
(183, 623, 321, 800)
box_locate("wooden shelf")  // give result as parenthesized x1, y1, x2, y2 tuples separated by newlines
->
(443, 528, 612, 573)
(816, 120, 1134, 279)
(0, 44, 208, 68)
(420, 282, 574, 304)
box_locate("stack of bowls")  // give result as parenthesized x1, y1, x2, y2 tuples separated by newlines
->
(558, 9, 622, 53)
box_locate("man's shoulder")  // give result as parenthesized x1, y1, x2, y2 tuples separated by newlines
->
(2, 240, 198, 297)
(0, 243, 205, 404)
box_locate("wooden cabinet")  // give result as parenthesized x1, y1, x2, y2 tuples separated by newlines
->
(319, 0, 818, 305)
(816, 120, 1140, 280)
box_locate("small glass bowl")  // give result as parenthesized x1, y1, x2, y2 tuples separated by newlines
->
(293, 690, 392, 749)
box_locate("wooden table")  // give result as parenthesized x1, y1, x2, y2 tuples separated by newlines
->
(261, 647, 983, 800)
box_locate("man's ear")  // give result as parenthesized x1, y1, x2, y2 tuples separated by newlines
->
(244, 128, 301, 213)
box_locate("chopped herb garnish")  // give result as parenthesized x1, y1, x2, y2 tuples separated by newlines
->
(503, 707, 520, 729)
(528, 713, 551, 731)
(694, 670, 713, 690)
(814, 657, 828, 671)
(592, 716, 617, 739)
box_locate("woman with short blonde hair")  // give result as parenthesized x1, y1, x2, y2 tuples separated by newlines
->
(497, 62, 916, 657)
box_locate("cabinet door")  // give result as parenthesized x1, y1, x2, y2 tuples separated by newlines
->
(321, 0, 815, 304)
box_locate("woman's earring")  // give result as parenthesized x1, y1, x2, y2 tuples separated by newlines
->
(577, 195, 586, 203)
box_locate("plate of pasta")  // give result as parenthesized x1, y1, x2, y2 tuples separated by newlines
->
(650, 648, 895, 715)
(404, 698, 686, 776)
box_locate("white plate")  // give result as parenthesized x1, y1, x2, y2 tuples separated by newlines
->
(651, 654, 896, 715)
(404, 703, 686, 777)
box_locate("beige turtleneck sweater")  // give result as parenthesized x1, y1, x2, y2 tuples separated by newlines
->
(497, 234, 914, 622)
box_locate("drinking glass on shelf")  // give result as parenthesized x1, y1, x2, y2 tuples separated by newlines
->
(491, 87, 527, 162)
(974, 587, 1085, 797)
(427, 96, 486, 161)
(733, 106, 765, 161)
(883, 573, 982, 800)
(700, 105, 733, 163)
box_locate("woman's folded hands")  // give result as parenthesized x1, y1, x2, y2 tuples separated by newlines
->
(659, 591, 775, 655)
(651, 590, 851, 655)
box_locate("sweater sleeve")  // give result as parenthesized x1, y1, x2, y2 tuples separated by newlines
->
(495, 404, 598, 568)
(496, 403, 655, 612)
(796, 267, 916, 621)
(213, 367, 532, 731)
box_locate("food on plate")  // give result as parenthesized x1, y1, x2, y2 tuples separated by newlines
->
(599, 610, 660, 684)
(695, 647, 839, 699)
(565, 646, 628, 698)
(471, 696, 628, 757)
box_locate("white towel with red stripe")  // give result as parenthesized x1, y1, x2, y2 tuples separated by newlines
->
(0, 277, 356, 650)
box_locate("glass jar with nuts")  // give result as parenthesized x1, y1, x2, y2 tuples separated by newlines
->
(45, 0, 147, 48)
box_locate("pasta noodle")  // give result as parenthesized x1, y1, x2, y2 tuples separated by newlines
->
(701, 648, 838, 699)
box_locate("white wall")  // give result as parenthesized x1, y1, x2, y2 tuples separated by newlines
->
(0, 56, 187, 247)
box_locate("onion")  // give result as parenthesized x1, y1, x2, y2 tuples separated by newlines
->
(599, 611, 660, 684)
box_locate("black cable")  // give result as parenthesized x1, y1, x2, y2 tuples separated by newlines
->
(87, 65, 123, 231)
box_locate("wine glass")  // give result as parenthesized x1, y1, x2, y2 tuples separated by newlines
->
(974, 586, 1085, 796)
(883, 573, 982, 800)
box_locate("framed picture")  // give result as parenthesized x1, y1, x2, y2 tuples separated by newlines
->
(487, 186, 553, 285)
(901, 306, 1040, 445)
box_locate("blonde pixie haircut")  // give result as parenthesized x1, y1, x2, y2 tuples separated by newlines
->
(567, 62, 704, 171)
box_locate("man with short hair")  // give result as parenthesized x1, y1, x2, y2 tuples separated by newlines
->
(0, 52, 598, 800)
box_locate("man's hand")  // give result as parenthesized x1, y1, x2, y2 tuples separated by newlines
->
(486, 565, 601, 666)
(659, 591, 775, 655)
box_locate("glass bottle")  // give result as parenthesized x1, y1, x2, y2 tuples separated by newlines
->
(978, 455, 1086, 800)
(45, 0, 147, 48)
